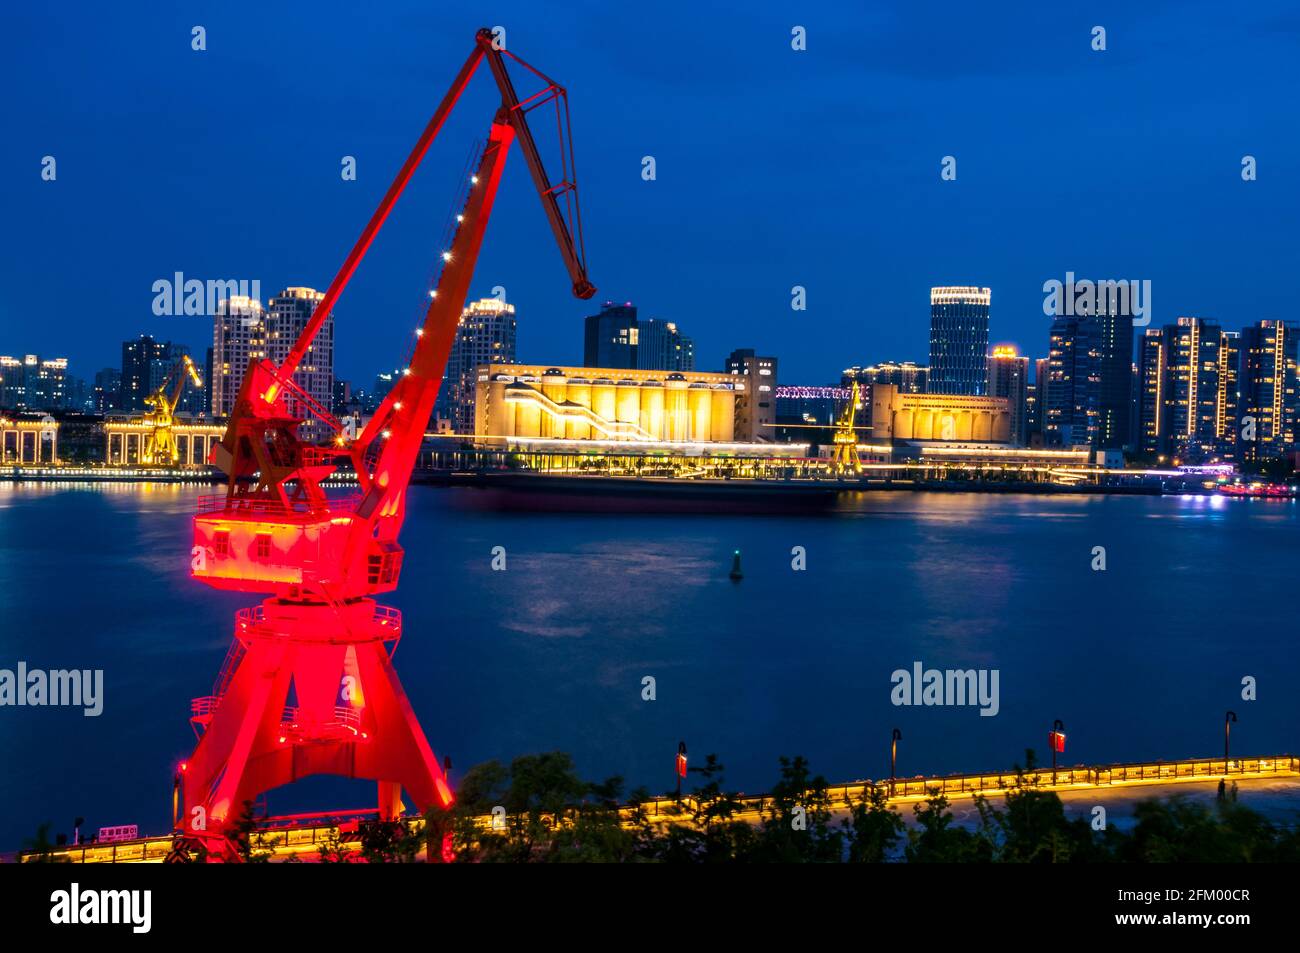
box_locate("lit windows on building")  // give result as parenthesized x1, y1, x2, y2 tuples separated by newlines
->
(929, 286, 991, 396)
(443, 297, 517, 434)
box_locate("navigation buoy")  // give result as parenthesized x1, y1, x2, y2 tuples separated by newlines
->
(729, 549, 743, 581)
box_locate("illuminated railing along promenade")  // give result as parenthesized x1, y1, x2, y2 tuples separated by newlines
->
(22, 752, 1297, 863)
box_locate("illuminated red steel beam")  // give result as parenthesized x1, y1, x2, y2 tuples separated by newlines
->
(275, 44, 486, 385)
(179, 28, 597, 860)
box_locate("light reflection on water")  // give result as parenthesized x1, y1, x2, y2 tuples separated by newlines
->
(0, 482, 1296, 847)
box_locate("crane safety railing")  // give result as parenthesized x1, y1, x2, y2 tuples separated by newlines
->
(280, 706, 363, 733)
(196, 493, 363, 520)
(190, 606, 400, 724)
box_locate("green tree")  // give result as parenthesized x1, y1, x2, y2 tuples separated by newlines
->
(843, 785, 904, 862)
(20, 823, 70, 864)
(448, 752, 640, 863)
(748, 756, 843, 862)
(230, 801, 273, 863)
(905, 791, 989, 863)
(642, 755, 751, 863)
(1116, 796, 1295, 863)
(358, 818, 420, 863)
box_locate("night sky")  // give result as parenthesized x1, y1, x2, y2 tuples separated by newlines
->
(5, 1, 1299, 386)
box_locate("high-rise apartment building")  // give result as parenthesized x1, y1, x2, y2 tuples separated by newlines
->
(444, 297, 518, 434)
(843, 361, 929, 394)
(267, 287, 334, 428)
(0, 355, 70, 410)
(121, 336, 170, 413)
(93, 368, 121, 413)
(1238, 320, 1298, 462)
(637, 318, 694, 372)
(211, 295, 267, 416)
(120, 335, 205, 416)
(1137, 318, 1237, 462)
(210, 288, 333, 436)
(929, 286, 991, 395)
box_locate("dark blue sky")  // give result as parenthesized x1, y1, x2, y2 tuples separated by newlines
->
(6, 1, 1299, 385)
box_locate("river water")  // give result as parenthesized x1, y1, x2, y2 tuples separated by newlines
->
(1, 482, 1296, 849)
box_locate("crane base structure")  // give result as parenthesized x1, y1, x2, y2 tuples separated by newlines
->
(173, 28, 595, 860)
(178, 600, 450, 858)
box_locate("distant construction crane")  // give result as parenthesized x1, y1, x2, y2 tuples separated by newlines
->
(141, 354, 204, 466)
(831, 379, 864, 475)
(176, 27, 595, 860)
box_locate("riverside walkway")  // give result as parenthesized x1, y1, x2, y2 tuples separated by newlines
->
(22, 753, 1297, 863)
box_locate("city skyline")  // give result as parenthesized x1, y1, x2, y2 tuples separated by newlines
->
(8, 2, 1300, 386)
(5, 5, 1300, 903)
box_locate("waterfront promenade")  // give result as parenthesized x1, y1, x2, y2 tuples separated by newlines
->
(22, 753, 1296, 863)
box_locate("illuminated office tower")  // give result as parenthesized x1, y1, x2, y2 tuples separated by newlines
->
(986, 345, 1029, 445)
(583, 301, 638, 369)
(928, 286, 990, 395)
(1238, 320, 1298, 462)
(1044, 316, 1099, 448)
(1091, 303, 1135, 450)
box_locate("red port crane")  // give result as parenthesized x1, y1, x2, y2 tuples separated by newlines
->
(178, 28, 595, 858)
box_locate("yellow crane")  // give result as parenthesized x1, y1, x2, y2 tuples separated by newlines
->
(141, 354, 203, 466)
(831, 379, 863, 475)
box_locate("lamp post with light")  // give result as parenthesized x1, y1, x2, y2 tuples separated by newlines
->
(675, 741, 688, 800)
(172, 762, 187, 831)
(1049, 719, 1066, 785)
(889, 728, 902, 797)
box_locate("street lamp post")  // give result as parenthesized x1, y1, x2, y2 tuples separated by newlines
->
(1224, 710, 1237, 768)
(889, 728, 902, 797)
(172, 762, 186, 831)
(1049, 719, 1066, 785)
(675, 741, 688, 800)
